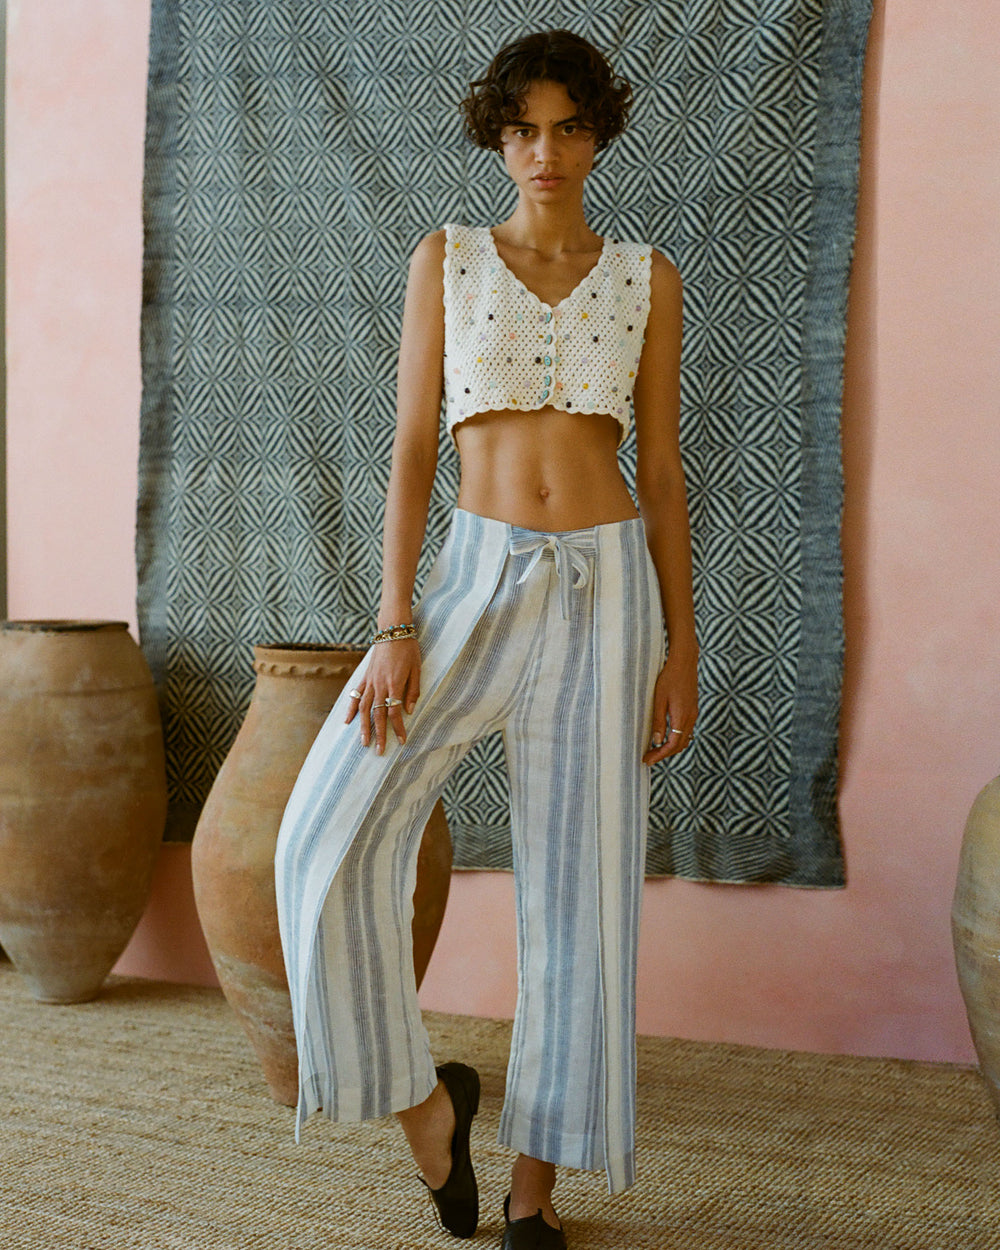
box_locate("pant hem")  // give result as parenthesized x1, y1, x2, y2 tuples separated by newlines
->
(298, 1065, 438, 1126)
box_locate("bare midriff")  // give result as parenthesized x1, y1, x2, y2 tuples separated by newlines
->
(453, 406, 640, 531)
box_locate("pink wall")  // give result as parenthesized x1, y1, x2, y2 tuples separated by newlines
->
(7, 0, 999, 1063)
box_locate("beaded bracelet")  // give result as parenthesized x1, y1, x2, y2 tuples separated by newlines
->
(371, 622, 417, 644)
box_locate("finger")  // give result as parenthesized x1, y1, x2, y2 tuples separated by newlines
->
(660, 730, 688, 758)
(643, 741, 667, 764)
(344, 682, 365, 724)
(373, 701, 389, 755)
(406, 674, 420, 715)
(645, 709, 668, 754)
(359, 690, 375, 746)
(669, 722, 694, 751)
(643, 725, 691, 764)
(642, 731, 667, 765)
(388, 705, 406, 744)
(659, 694, 695, 754)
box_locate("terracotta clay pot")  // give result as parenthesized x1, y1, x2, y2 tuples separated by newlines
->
(953, 775, 1000, 1121)
(0, 621, 167, 1003)
(191, 643, 452, 1106)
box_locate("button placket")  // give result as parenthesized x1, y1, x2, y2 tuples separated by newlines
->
(540, 310, 555, 401)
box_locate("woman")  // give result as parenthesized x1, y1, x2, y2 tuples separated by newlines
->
(275, 29, 697, 1250)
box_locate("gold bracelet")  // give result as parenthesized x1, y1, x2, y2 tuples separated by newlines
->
(371, 622, 417, 644)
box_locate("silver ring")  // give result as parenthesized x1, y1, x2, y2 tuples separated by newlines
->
(348, 688, 362, 700)
(669, 728, 684, 736)
(385, 697, 404, 707)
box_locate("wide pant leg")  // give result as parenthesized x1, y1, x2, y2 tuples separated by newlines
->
(274, 508, 663, 1194)
(498, 519, 663, 1193)
(276, 510, 513, 1128)
(498, 554, 605, 1172)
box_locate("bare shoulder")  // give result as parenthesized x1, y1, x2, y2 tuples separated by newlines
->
(649, 247, 682, 301)
(410, 229, 447, 275)
(402, 230, 447, 320)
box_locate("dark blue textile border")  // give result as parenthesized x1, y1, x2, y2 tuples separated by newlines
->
(785, 0, 872, 887)
(137, 0, 198, 838)
(137, 0, 178, 695)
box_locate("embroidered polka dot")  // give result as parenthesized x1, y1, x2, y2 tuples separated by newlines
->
(441, 222, 653, 447)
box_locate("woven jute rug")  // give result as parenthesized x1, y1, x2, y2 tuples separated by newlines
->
(0, 963, 997, 1249)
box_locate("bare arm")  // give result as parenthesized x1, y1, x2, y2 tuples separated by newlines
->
(378, 230, 447, 625)
(632, 250, 699, 762)
(347, 229, 446, 753)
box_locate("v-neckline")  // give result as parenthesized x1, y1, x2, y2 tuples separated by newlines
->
(485, 227, 611, 312)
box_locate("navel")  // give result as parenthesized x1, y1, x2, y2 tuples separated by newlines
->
(538, 485, 551, 502)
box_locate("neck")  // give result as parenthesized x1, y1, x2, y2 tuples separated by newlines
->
(496, 199, 600, 256)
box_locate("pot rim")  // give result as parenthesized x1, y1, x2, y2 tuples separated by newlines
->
(252, 642, 366, 679)
(254, 642, 363, 655)
(1, 620, 130, 633)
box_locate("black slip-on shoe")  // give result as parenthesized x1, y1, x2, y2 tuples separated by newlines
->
(419, 1061, 480, 1239)
(501, 1193, 567, 1250)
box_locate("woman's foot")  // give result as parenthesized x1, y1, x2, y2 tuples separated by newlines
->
(508, 1154, 561, 1229)
(502, 1192, 567, 1249)
(396, 1075, 455, 1189)
(397, 1062, 480, 1238)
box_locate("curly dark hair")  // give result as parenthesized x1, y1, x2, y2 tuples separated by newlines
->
(459, 30, 632, 154)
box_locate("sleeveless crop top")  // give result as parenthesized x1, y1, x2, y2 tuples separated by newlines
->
(442, 222, 652, 448)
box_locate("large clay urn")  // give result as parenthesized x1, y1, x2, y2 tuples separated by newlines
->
(192, 643, 452, 1106)
(0, 621, 167, 1002)
(952, 775, 1000, 1121)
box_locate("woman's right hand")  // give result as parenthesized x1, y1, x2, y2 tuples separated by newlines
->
(344, 638, 421, 755)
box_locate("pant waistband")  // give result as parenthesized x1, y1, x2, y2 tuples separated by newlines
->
(508, 528, 597, 620)
(451, 508, 645, 621)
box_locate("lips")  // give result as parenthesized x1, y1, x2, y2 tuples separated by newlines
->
(532, 174, 564, 186)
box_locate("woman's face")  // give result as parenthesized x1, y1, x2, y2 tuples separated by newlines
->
(498, 79, 596, 203)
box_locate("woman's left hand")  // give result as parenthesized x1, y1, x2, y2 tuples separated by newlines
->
(642, 650, 699, 764)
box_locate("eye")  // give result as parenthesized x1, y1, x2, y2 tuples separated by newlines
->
(563, 123, 578, 135)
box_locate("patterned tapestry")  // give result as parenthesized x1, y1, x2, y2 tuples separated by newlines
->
(139, 0, 871, 884)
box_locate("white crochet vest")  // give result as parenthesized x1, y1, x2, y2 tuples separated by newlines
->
(442, 223, 652, 447)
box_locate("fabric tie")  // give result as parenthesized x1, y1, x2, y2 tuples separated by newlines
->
(509, 529, 596, 620)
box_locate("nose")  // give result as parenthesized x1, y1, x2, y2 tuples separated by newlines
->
(533, 129, 558, 163)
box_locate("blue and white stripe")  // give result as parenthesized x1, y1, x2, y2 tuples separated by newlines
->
(275, 507, 663, 1193)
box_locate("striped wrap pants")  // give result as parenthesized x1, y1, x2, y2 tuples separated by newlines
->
(275, 507, 663, 1193)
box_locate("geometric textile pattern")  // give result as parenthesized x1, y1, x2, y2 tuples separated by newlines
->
(139, 0, 871, 883)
